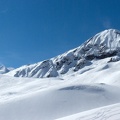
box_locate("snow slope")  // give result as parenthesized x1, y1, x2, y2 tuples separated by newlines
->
(1, 57, 120, 119)
(57, 103, 120, 120)
(6, 29, 120, 78)
(0, 76, 120, 120)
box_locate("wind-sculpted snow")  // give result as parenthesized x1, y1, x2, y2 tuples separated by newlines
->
(59, 85, 105, 93)
(6, 29, 120, 78)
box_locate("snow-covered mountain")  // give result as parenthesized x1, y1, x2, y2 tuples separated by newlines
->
(2, 29, 120, 120)
(0, 65, 13, 74)
(6, 29, 120, 78)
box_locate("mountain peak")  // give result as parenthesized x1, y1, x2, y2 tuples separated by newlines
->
(93, 29, 120, 42)
(80, 29, 120, 55)
(0, 65, 13, 74)
(101, 28, 120, 33)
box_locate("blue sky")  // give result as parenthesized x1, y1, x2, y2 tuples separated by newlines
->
(0, 0, 120, 68)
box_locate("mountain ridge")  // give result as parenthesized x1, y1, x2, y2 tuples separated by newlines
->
(6, 29, 120, 78)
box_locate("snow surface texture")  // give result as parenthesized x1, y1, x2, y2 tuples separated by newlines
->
(6, 29, 120, 78)
(57, 103, 120, 120)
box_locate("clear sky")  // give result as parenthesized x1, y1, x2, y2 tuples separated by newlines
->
(0, 0, 120, 68)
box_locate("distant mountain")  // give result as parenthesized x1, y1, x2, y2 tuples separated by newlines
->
(0, 65, 14, 74)
(6, 29, 120, 78)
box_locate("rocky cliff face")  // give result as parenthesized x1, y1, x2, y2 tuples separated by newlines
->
(6, 29, 120, 78)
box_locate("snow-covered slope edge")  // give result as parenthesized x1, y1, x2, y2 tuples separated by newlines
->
(6, 29, 120, 78)
(57, 103, 120, 120)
